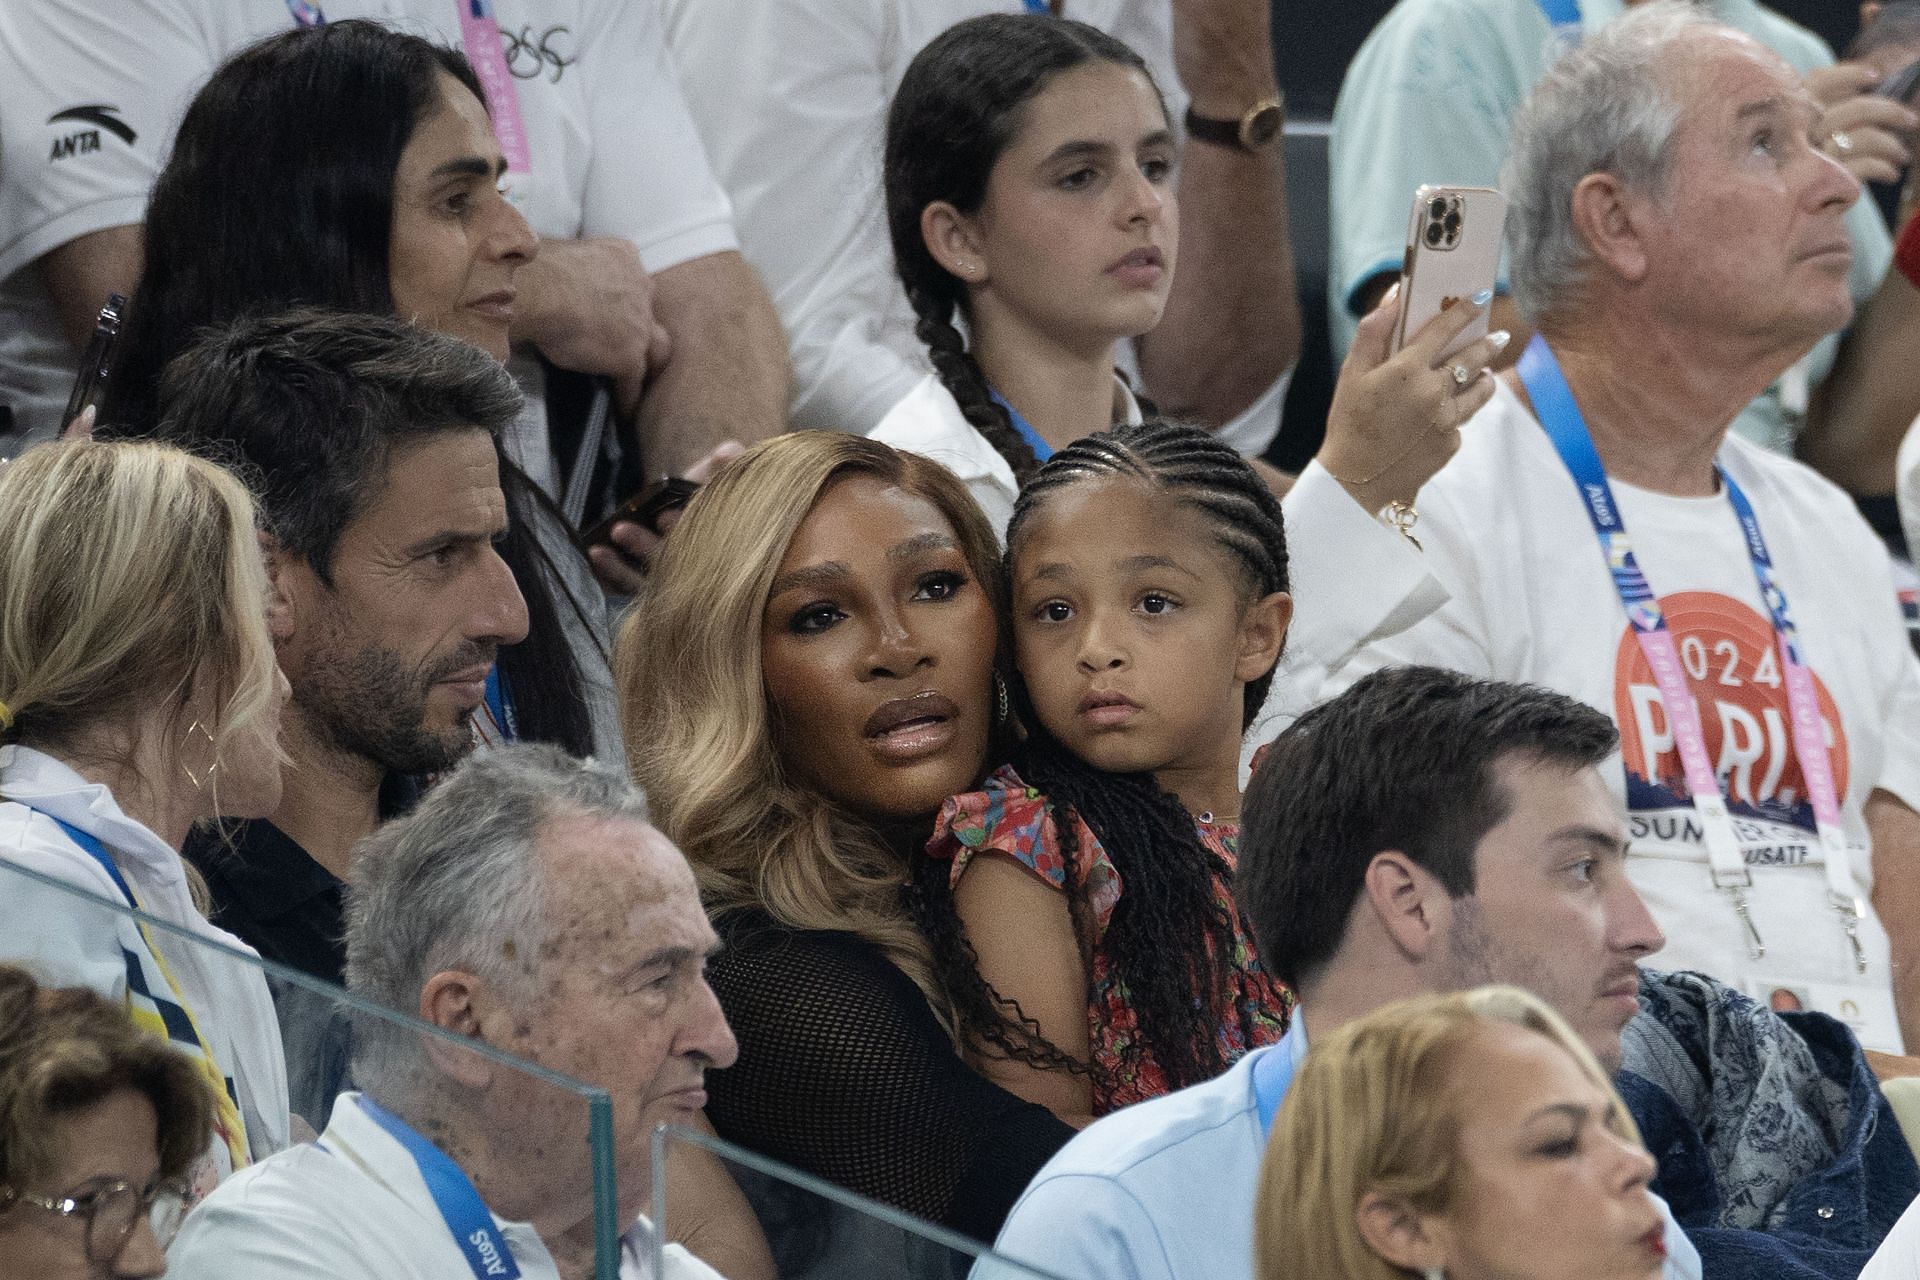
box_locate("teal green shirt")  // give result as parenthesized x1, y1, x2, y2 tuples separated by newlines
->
(1327, 0, 1893, 452)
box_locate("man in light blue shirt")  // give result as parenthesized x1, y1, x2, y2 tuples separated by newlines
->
(993, 669, 1700, 1280)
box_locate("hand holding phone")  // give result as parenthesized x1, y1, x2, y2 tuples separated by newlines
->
(577, 476, 701, 551)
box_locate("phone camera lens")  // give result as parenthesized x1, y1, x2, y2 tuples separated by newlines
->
(1425, 224, 1444, 247)
(1429, 198, 1448, 217)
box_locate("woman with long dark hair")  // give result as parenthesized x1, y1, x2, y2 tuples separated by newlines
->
(100, 20, 610, 765)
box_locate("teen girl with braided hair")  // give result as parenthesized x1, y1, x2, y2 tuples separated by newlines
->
(917, 420, 1297, 1124)
(873, 12, 1510, 543)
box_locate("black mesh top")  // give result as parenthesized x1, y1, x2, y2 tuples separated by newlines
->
(705, 911, 1075, 1244)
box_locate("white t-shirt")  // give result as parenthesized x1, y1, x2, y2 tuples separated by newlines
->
(0, 0, 736, 457)
(1321, 380, 1920, 1051)
(0, 745, 291, 1171)
(659, 0, 1287, 453)
(167, 1092, 722, 1280)
(1863, 1192, 1920, 1280)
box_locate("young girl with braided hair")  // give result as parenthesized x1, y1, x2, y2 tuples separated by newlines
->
(914, 419, 1297, 1124)
(873, 14, 1179, 533)
(873, 11, 1509, 547)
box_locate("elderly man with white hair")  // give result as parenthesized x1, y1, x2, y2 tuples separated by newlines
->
(1330, 1, 1920, 1058)
(165, 744, 741, 1280)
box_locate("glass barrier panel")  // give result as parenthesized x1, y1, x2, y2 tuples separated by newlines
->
(0, 857, 624, 1280)
(650, 1124, 1076, 1280)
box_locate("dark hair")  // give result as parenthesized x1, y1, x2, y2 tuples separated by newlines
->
(104, 21, 478, 434)
(0, 965, 211, 1194)
(98, 23, 598, 759)
(884, 14, 1163, 488)
(1851, 2, 1920, 59)
(150, 308, 518, 576)
(1239, 666, 1620, 991)
(917, 421, 1292, 1093)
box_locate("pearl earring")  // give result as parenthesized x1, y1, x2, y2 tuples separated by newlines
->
(1424, 1268, 1446, 1280)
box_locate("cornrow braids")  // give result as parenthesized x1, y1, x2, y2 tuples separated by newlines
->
(884, 13, 1164, 494)
(905, 284, 1043, 486)
(1009, 420, 1291, 725)
(921, 419, 1296, 1092)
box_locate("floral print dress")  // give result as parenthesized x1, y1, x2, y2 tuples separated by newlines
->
(928, 764, 1293, 1114)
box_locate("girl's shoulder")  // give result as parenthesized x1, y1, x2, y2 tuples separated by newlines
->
(927, 767, 1120, 917)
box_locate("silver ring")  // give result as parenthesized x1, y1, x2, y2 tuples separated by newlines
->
(1830, 130, 1855, 155)
(1450, 363, 1473, 388)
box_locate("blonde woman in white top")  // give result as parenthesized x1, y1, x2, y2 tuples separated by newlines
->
(0, 439, 292, 1189)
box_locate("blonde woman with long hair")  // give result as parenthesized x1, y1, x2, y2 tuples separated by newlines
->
(0, 440, 291, 1189)
(616, 431, 1072, 1241)
(1257, 987, 1666, 1280)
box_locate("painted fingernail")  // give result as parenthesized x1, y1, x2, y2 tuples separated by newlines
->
(1488, 329, 1512, 350)
(1471, 288, 1495, 306)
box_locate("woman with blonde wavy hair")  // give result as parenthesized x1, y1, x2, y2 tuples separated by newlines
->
(616, 430, 1072, 1241)
(0, 439, 292, 1189)
(1256, 986, 1667, 1280)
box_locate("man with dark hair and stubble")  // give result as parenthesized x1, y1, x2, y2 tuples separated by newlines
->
(149, 307, 531, 1123)
(995, 665, 1917, 1280)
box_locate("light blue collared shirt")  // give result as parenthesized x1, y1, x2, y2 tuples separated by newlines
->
(988, 1020, 1702, 1280)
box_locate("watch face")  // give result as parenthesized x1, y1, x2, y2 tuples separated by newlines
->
(1241, 104, 1284, 148)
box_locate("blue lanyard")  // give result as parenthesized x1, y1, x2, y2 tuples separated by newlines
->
(1516, 334, 1861, 960)
(18, 806, 138, 907)
(1021, 0, 1052, 12)
(1535, 0, 1581, 33)
(283, 0, 326, 26)
(483, 668, 518, 742)
(988, 391, 1055, 463)
(357, 1096, 522, 1280)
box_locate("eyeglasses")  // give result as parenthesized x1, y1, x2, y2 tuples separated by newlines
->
(0, 1176, 187, 1263)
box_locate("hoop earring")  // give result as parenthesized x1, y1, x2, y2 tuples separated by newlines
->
(181, 720, 219, 792)
(993, 672, 1011, 726)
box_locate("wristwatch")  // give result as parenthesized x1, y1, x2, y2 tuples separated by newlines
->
(1183, 94, 1286, 152)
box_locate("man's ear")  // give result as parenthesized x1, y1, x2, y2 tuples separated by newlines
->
(259, 531, 300, 648)
(1568, 170, 1650, 286)
(1361, 851, 1448, 965)
(1356, 1190, 1450, 1276)
(418, 969, 495, 1090)
(1235, 590, 1293, 686)
(921, 200, 990, 285)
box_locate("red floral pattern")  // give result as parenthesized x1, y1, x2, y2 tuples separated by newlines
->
(929, 765, 1293, 1113)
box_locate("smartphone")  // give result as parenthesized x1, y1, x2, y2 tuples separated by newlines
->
(63, 292, 127, 428)
(1389, 186, 1506, 361)
(577, 476, 702, 549)
(1878, 58, 1920, 106)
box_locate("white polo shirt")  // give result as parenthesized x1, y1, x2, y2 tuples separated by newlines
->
(0, 0, 736, 456)
(660, 0, 1288, 452)
(166, 1092, 723, 1280)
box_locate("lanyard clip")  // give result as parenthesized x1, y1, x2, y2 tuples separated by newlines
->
(1723, 884, 1765, 960)
(1832, 892, 1869, 975)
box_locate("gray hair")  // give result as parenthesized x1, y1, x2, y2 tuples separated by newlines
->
(344, 743, 652, 1101)
(1503, 1, 1717, 322)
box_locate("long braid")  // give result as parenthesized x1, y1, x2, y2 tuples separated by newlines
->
(991, 421, 1291, 1089)
(905, 284, 1044, 486)
(884, 14, 1164, 497)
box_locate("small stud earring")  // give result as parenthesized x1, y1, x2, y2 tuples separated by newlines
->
(1425, 1268, 1446, 1280)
